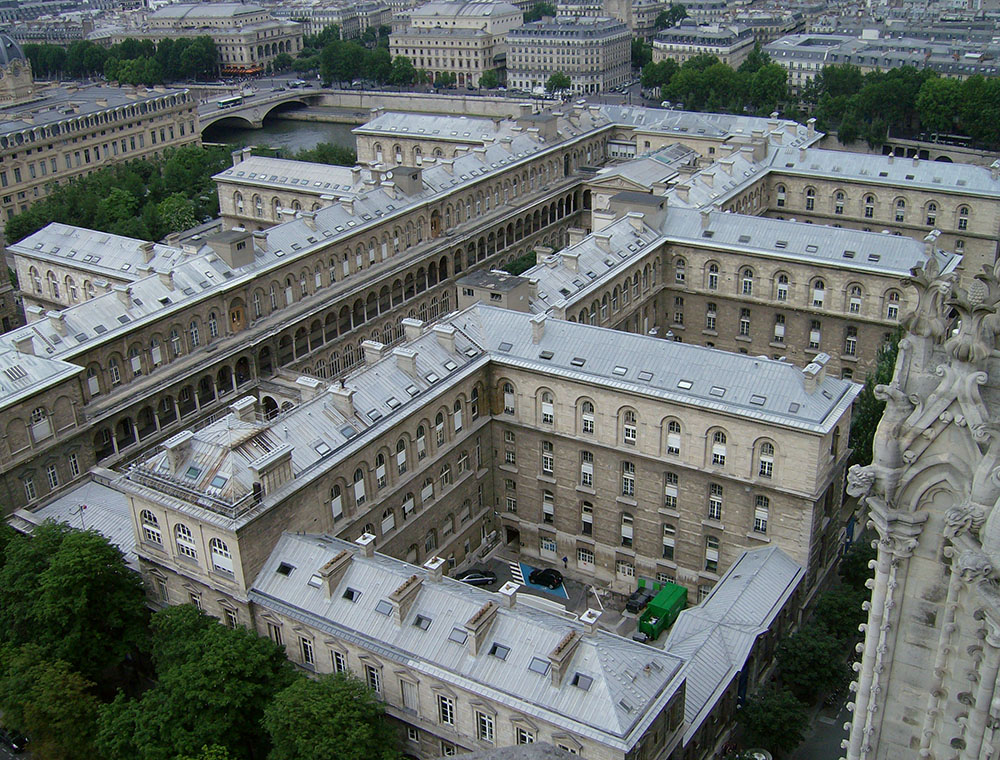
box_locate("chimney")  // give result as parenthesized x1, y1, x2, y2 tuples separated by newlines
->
(423, 555, 446, 582)
(519, 102, 533, 118)
(785, 121, 797, 136)
(252, 230, 268, 251)
(241, 146, 253, 163)
(700, 208, 711, 229)
(249, 444, 293, 495)
(229, 396, 257, 422)
(561, 250, 579, 271)
(390, 574, 423, 625)
(231, 148, 244, 167)
(913, 156, 920, 166)
(674, 184, 690, 203)
(702, 171, 714, 187)
(991, 159, 1000, 181)
(719, 158, 734, 176)
(140, 241, 155, 263)
(497, 580, 518, 608)
(530, 313, 546, 343)
(799, 147, 807, 162)
(114, 285, 133, 308)
(46, 311, 67, 335)
(382, 181, 397, 199)
(402, 317, 423, 342)
(807, 117, 816, 136)
(341, 197, 354, 215)
(464, 600, 500, 656)
(924, 229, 940, 258)
(318, 549, 353, 598)
(162, 430, 194, 474)
(166, 232, 181, 247)
(11, 331, 31, 354)
(356, 532, 376, 557)
(771, 130, 783, 145)
(394, 347, 419, 377)
(157, 269, 174, 290)
(439, 159, 454, 175)
(626, 211, 645, 231)
(351, 166, 361, 185)
(362, 340, 386, 365)
(767, 117, 779, 132)
(567, 227, 587, 245)
(887, 153, 894, 165)
(298, 210, 317, 230)
(802, 352, 830, 393)
(580, 608, 601, 634)
(595, 232, 612, 251)
(548, 629, 582, 687)
(432, 324, 456, 352)
(328, 384, 356, 417)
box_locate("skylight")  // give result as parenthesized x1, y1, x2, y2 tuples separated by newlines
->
(209, 475, 228, 489)
(277, 562, 295, 576)
(571, 673, 593, 691)
(413, 614, 432, 630)
(307, 574, 323, 588)
(489, 643, 510, 660)
(448, 627, 468, 644)
(528, 657, 550, 675)
(185, 466, 202, 479)
(677, 379, 693, 390)
(343, 587, 362, 602)
(612, 366, 627, 376)
(375, 599, 393, 615)
(571, 357, 586, 367)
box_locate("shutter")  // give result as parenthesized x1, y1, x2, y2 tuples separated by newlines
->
(812, 288, 824, 305)
(353, 479, 365, 502)
(712, 442, 726, 458)
(87, 375, 100, 395)
(397, 449, 406, 470)
(706, 546, 718, 562)
(582, 461, 593, 477)
(331, 493, 343, 519)
(421, 482, 434, 501)
(454, 408, 463, 431)
(810, 329, 821, 344)
(621, 522, 633, 540)
(667, 432, 681, 451)
(665, 483, 678, 498)
(151, 345, 162, 365)
(403, 496, 414, 514)
(376, 463, 386, 482)
(754, 504, 769, 523)
(541, 401, 553, 418)
(131, 355, 142, 373)
(401, 680, 418, 710)
(773, 323, 785, 338)
(381, 512, 395, 534)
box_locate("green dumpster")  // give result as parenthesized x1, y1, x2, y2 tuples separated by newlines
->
(638, 583, 687, 640)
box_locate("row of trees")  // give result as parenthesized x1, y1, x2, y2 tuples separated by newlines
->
(0, 522, 397, 760)
(641, 49, 790, 116)
(4, 144, 232, 244)
(24, 37, 217, 84)
(251, 141, 357, 167)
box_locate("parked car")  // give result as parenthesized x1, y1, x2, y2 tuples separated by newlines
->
(456, 569, 497, 587)
(528, 567, 563, 589)
(625, 587, 656, 614)
(0, 728, 27, 753)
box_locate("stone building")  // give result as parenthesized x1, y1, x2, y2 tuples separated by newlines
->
(388, 1, 522, 87)
(651, 22, 755, 68)
(0, 33, 33, 103)
(507, 17, 632, 95)
(843, 243, 1000, 758)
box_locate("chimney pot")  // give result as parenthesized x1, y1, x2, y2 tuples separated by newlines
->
(423, 555, 446, 582)
(356, 533, 376, 557)
(401, 317, 423, 342)
(530, 313, 546, 343)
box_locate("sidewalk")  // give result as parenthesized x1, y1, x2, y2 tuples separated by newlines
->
(790, 693, 851, 760)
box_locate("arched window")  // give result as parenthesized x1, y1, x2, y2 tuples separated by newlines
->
(886, 290, 900, 320)
(622, 410, 637, 445)
(208, 312, 218, 339)
(759, 442, 774, 478)
(175, 523, 197, 559)
(503, 382, 515, 415)
(666, 420, 681, 455)
(926, 202, 937, 226)
(454, 399, 464, 432)
(140, 509, 161, 544)
(740, 267, 753, 296)
(712, 431, 727, 466)
(353, 468, 366, 506)
(849, 285, 863, 314)
(895, 198, 905, 222)
(47, 270, 59, 298)
(170, 329, 182, 357)
(580, 400, 594, 434)
(331, 484, 343, 520)
(675, 257, 686, 284)
(958, 205, 970, 230)
(805, 187, 815, 211)
(109, 357, 121, 386)
(540, 391, 554, 424)
(775, 184, 786, 207)
(435, 412, 445, 446)
(863, 194, 875, 218)
(189, 321, 200, 348)
(834, 191, 845, 215)
(776, 273, 789, 302)
(234, 191, 244, 214)
(440, 463, 452, 487)
(210, 537, 233, 574)
(812, 279, 825, 307)
(375, 453, 387, 489)
(708, 263, 719, 290)
(381, 507, 395, 535)
(845, 326, 858, 356)
(30, 406, 50, 441)
(416, 425, 427, 458)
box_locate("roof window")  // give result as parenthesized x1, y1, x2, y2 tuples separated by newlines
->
(343, 587, 362, 602)
(276, 562, 295, 576)
(571, 672, 593, 691)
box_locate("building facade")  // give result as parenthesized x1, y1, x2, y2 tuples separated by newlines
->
(508, 17, 631, 95)
(652, 22, 755, 67)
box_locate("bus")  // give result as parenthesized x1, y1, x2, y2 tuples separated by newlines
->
(217, 95, 244, 109)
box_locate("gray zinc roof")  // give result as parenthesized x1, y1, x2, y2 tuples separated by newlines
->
(250, 533, 685, 750)
(353, 111, 502, 142)
(214, 155, 359, 196)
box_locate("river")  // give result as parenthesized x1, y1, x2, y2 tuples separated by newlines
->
(202, 115, 360, 154)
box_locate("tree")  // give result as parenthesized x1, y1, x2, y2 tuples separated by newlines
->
(0, 645, 100, 760)
(654, 3, 687, 29)
(738, 44, 770, 75)
(848, 329, 901, 467)
(776, 621, 851, 703)
(545, 72, 571, 95)
(631, 38, 652, 70)
(916, 75, 961, 135)
(158, 193, 198, 233)
(748, 63, 788, 114)
(263, 673, 398, 760)
(390, 55, 417, 86)
(839, 538, 876, 591)
(504, 250, 536, 275)
(177, 747, 233, 760)
(96, 606, 296, 760)
(272, 52, 294, 72)
(434, 71, 457, 88)
(0, 524, 147, 688)
(737, 685, 808, 756)
(293, 143, 357, 166)
(478, 69, 500, 89)
(523, 1, 556, 22)
(641, 58, 677, 91)
(813, 585, 867, 644)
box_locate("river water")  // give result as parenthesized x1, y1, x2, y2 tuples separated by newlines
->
(202, 115, 360, 154)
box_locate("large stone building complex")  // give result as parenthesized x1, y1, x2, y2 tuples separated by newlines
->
(652, 22, 755, 67)
(507, 17, 631, 95)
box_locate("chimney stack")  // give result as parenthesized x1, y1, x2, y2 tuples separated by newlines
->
(328, 384, 356, 417)
(423, 555, 447, 582)
(802, 352, 830, 393)
(401, 317, 423, 342)
(464, 601, 500, 656)
(548, 629, 582, 687)
(594, 232, 612, 251)
(807, 117, 816, 136)
(12, 334, 33, 355)
(362, 340, 386, 365)
(252, 229, 268, 250)
(390, 574, 423, 625)
(530, 313, 546, 343)
(229, 396, 257, 422)
(432, 324, 456, 353)
(626, 211, 645, 231)
(114, 285, 133, 309)
(580, 608, 601, 634)
(497, 580, 518, 608)
(162, 430, 194, 474)
(394, 347, 419, 377)
(140, 241, 155, 263)
(356, 533, 376, 557)
(700, 208, 711, 229)
(318, 549, 353, 598)
(46, 311, 67, 335)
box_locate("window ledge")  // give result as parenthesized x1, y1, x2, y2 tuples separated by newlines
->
(747, 531, 771, 543)
(699, 570, 720, 581)
(537, 474, 557, 484)
(658, 507, 681, 518)
(734, 335, 752, 343)
(617, 496, 638, 507)
(769, 341, 785, 349)
(499, 464, 518, 474)
(840, 354, 858, 363)
(702, 329, 718, 337)
(575, 485, 596, 496)
(701, 519, 725, 531)
(670, 323, 685, 330)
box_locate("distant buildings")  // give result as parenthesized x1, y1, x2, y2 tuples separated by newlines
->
(507, 17, 631, 94)
(652, 21, 755, 67)
(272, 1, 393, 39)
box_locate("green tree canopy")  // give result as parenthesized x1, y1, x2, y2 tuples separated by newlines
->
(776, 621, 851, 703)
(0, 523, 147, 687)
(524, 1, 556, 22)
(263, 673, 398, 760)
(546, 72, 572, 94)
(434, 71, 457, 88)
(839, 538, 876, 591)
(654, 3, 688, 29)
(390, 55, 418, 86)
(478, 68, 500, 89)
(813, 584, 867, 644)
(632, 38, 652, 70)
(737, 684, 809, 756)
(641, 58, 677, 91)
(848, 330, 901, 467)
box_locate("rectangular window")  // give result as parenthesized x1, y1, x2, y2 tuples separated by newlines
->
(438, 695, 455, 725)
(773, 314, 785, 343)
(267, 622, 283, 647)
(705, 535, 719, 573)
(224, 608, 238, 629)
(809, 321, 821, 350)
(622, 462, 635, 497)
(46, 464, 59, 489)
(662, 523, 675, 559)
(300, 637, 315, 666)
(577, 546, 594, 567)
(406, 726, 419, 742)
(616, 559, 635, 578)
(541, 442, 554, 475)
(476, 711, 495, 743)
(23, 476, 35, 501)
(739, 308, 751, 337)
(365, 664, 382, 694)
(69, 453, 80, 477)
(401, 679, 419, 713)
(581, 452, 594, 487)
(664, 472, 678, 510)
(708, 484, 723, 521)
(754, 495, 769, 534)
(332, 650, 348, 673)
(516, 727, 535, 744)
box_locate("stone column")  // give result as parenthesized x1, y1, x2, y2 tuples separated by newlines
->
(962, 583, 1000, 760)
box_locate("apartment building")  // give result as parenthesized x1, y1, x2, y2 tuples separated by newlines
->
(652, 22, 755, 67)
(507, 17, 631, 95)
(389, 1, 522, 87)
(272, 0, 392, 38)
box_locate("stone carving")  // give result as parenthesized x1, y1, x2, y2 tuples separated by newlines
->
(902, 255, 953, 343)
(957, 550, 994, 584)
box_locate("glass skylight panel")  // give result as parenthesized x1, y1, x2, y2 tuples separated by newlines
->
(637, 371, 653, 382)
(307, 574, 323, 588)
(571, 357, 586, 367)
(498, 342, 513, 352)
(185, 466, 202, 479)
(677, 379, 693, 390)
(343, 587, 362, 602)
(277, 562, 295, 576)
(489, 643, 510, 660)
(367, 409, 383, 422)
(443, 361, 457, 372)
(709, 386, 726, 397)
(571, 673, 593, 691)
(448, 627, 468, 644)
(210, 475, 228, 489)
(464, 348, 479, 357)
(386, 397, 401, 410)
(405, 385, 420, 397)
(750, 395, 766, 406)
(314, 441, 332, 456)
(788, 402, 800, 413)
(528, 657, 550, 675)
(539, 350, 554, 360)
(375, 599, 393, 615)
(413, 614, 432, 630)
(612, 366, 628, 376)
(425, 373, 439, 384)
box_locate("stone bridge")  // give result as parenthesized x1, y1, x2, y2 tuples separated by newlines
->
(198, 91, 323, 130)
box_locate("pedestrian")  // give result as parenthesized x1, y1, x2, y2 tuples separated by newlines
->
(562, 556, 568, 570)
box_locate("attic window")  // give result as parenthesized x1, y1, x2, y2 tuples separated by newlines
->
(405, 385, 420, 397)
(619, 699, 634, 713)
(314, 441, 332, 456)
(528, 657, 550, 675)
(709, 386, 726, 397)
(340, 425, 357, 439)
(868, 254, 881, 262)
(539, 350, 554, 360)
(805, 244, 818, 253)
(374, 599, 393, 615)
(448, 627, 468, 644)
(905, 174, 915, 180)
(443, 360, 457, 372)
(842, 249, 855, 258)
(276, 562, 295, 576)
(677, 379, 693, 390)
(775, 240, 788, 249)
(464, 348, 479, 357)
(367, 409, 383, 422)
(498, 342, 513, 353)
(489, 643, 510, 660)
(386, 397, 401, 410)
(118, 315, 131, 324)
(612, 366, 627, 376)
(637, 370, 653, 382)
(307, 574, 323, 588)
(570, 357, 586, 367)
(343, 587, 362, 602)
(571, 673, 593, 691)
(185, 466, 202, 479)
(788, 402, 801, 413)
(738, 235, 751, 243)
(702, 230, 714, 239)
(210, 475, 228, 489)
(413, 614, 432, 630)
(750, 394, 766, 405)
(425, 373, 439, 384)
